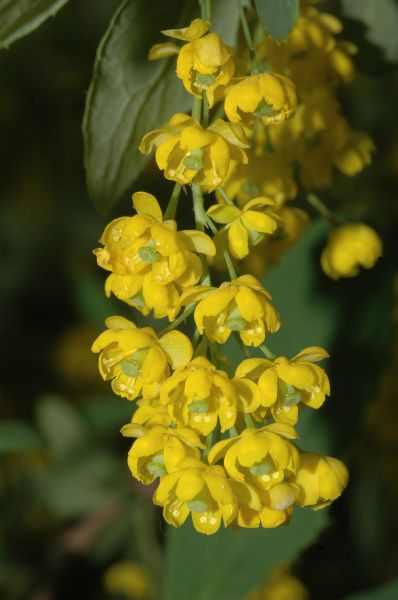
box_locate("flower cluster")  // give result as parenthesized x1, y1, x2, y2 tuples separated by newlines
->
(88, 4, 387, 535)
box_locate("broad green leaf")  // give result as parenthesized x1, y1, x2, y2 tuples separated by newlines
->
(0, 420, 42, 453)
(343, 578, 398, 600)
(83, 0, 195, 215)
(166, 508, 327, 600)
(0, 0, 69, 49)
(83, 0, 240, 214)
(36, 395, 87, 458)
(342, 0, 398, 65)
(254, 0, 299, 41)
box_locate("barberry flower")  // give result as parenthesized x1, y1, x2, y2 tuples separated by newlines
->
(180, 275, 280, 346)
(235, 346, 330, 425)
(294, 452, 349, 509)
(321, 223, 383, 279)
(243, 206, 310, 277)
(209, 424, 301, 528)
(219, 151, 298, 206)
(139, 114, 249, 191)
(160, 356, 259, 435)
(91, 316, 193, 400)
(177, 33, 234, 107)
(128, 396, 172, 428)
(207, 197, 280, 259)
(94, 191, 215, 319)
(121, 424, 203, 484)
(224, 73, 297, 126)
(153, 457, 238, 534)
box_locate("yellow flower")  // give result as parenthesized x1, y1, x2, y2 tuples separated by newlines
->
(244, 566, 309, 600)
(257, 7, 356, 92)
(321, 223, 383, 279)
(235, 346, 330, 425)
(224, 73, 297, 126)
(219, 151, 298, 206)
(139, 113, 249, 191)
(243, 206, 310, 277)
(294, 452, 349, 509)
(127, 396, 172, 428)
(333, 131, 375, 176)
(121, 424, 203, 484)
(94, 191, 215, 320)
(177, 33, 234, 107)
(160, 356, 260, 435)
(180, 275, 280, 346)
(91, 316, 193, 400)
(103, 561, 150, 600)
(161, 18, 211, 42)
(209, 424, 301, 528)
(153, 457, 238, 534)
(268, 91, 374, 190)
(207, 197, 279, 259)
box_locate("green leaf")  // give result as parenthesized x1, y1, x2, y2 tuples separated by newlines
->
(343, 578, 398, 600)
(0, 420, 42, 453)
(83, 0, 241, 214)
(36, 395, 87, 458)
(342, 0, 398, 65)
(83, 0, 194, 215)
(254, 0, 299, 41)
(166, 508, 327, 600)
(0, 0, 70, 49)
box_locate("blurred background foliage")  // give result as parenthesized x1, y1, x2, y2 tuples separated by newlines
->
(0, 0, 398, 599)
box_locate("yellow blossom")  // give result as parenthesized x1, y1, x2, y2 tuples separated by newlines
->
(103, 561, 150, 600)
(244, 566, 309, 600)
(268, 91, 374, 190)
(139, 113, 249, 191)
(321, 223, 383, 279)
(127, 396, 172, 428)
(257, 7, 356, 92)
(176, 33, 234, 107)
(161, 18, 211, 42)
(94, 191, 215, 320)
(153, 457, 239, 534)
(207, 197, 280, 259)
(243, 206, 310, 277)
(160, 356, 260, 435)
(209, 424, 301, 528)
(333, 131, 375, 176)
(91, 316, 193, 401)
(121, 424, 203, 484)
(294, 452, 349, 509)
(236, 346, 330, 425)
(224, 73, 297, 126)
(180, 275, 280, 346)
(219, 151, 298, 206)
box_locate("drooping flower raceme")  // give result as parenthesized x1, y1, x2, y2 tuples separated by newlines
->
(88, 5, 370, 535)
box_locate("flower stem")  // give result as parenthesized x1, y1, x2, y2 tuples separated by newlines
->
(306, 193, 338, 225)
(192, 183, 212, 285)
(218, 187, 235, 205)
(164, 182, 182, 220)
(202, 91, 210, 127)
(200, 0, 211, 20)
(244, 413, 256, 428)
(203, 429, 214, 463)
(159, 303, 196, 336)
(259, 344, 276, 359)
(192, 96, 202, 122)
(237, 0, 260, 74)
